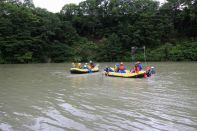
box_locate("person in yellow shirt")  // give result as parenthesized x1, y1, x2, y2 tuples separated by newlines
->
(76, 63, 82, 68)
(72, 63, 76, 68)
(114, 64, 119, 72)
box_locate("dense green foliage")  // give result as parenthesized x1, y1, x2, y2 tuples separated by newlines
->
(0, 0, 197, 63)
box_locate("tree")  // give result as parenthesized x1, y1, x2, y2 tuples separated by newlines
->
(61, 4, 79, 16)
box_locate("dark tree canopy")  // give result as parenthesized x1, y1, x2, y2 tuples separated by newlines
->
(0, 0, 196, 63)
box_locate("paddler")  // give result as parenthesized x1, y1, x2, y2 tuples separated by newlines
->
(76, 63, 82, 69)
(137, 61, 143, 71)
(119, 62, 126, 73)
(72, 63, 76, 68)
(131, 62, 140, 73)
(89, 60, 95, 69)
(114, 64, 119, 72)
(83, 63, 88, 69)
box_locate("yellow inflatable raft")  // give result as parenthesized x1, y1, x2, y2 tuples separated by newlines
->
(70, 67, 99, 74)
(104, 68, 146, 78)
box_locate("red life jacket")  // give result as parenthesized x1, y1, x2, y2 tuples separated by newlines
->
(119, 65, 125, 70)
(134, 66, 139, 73)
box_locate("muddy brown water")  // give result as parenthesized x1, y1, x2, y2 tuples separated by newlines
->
(0, 62, 197, 131)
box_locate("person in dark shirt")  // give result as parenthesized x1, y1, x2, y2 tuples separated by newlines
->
(89, 60, 95, 69)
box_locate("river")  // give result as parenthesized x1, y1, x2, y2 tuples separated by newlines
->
(0, 62, 197, 131)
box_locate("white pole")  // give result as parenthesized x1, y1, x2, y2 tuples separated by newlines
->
(143, 46, 147, 66)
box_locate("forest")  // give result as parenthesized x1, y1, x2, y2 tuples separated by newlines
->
(0, 0, 197, 63)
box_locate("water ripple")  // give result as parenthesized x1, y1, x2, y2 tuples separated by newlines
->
(1, 63, 197, 131)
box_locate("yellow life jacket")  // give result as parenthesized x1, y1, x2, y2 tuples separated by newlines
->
(114, 65, 118, 71)
(76, 63, 82, 69)
(72, 63, 76, 68)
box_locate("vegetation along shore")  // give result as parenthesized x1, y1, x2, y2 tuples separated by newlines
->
(0, 0, 196, 64)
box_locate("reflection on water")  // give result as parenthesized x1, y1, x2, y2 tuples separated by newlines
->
(0, 62, 197, 131)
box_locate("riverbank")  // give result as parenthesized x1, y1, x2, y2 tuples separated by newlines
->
(0, 40, 196, 64)
(134, 41, 197, 61)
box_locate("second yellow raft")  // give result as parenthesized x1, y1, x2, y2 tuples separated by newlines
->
(104, 68, 146, 78)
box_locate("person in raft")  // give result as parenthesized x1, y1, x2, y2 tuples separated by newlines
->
(114, 64, 120, 72)
(83, 63, 88, 69)
(131, 61, 143, 73)
(136, 61, 143, 71)
(89, 60, 95, 69)
(134, 63, 140, 73)
(131, 63, 139, 73)
(72, 63, 76, 68)
(76, 63, 82, 69)
(119, 62, 126, 73)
